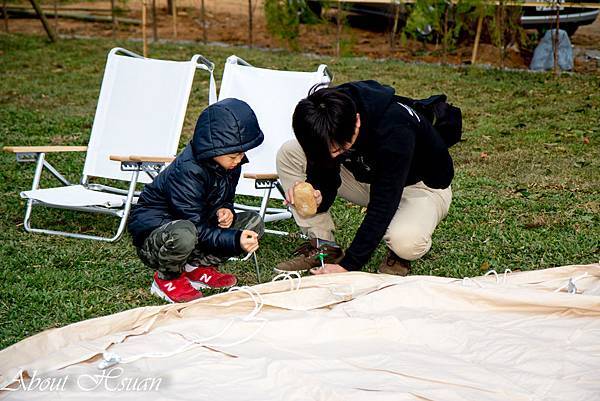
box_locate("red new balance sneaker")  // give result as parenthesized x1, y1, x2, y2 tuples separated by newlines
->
(150, 272, 204, 303)
(185, 266, 237, 289)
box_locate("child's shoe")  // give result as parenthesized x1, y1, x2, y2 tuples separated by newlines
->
(185, 266, 237, 289)
(150, 272, 204, 303)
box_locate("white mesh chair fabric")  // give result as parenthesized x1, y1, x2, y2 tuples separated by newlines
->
(21, 185, 126, 209)
(21, 48, 207, 209)
(82, 48, 201, 184)
(218, 56, 331, 198)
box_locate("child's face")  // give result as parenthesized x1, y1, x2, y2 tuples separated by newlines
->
(213, 152, 245, 170)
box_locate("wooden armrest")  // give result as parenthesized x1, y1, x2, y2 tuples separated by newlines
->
(130, 155, 175, 163)
(109, 155, 175, 163)
(243, 173, 279, 180)
(3, 146, 88, 153)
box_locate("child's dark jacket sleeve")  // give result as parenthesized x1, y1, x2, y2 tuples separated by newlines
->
(165, 163, 242, 255)
(221, 167, 240, 223)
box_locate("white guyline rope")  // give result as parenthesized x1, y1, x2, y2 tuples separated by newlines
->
(98, 285, 267, 369)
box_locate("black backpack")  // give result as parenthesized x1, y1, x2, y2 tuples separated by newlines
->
(396, 94, 463, 148)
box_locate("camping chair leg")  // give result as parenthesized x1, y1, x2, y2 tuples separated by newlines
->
(23, 170, 140, 242)
(258, 186, 273, 219)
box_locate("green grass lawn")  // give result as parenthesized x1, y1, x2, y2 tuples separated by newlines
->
(1, 33, 599, 350)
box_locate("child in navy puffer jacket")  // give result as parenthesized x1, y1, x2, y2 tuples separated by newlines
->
(128, 98, 265, 303)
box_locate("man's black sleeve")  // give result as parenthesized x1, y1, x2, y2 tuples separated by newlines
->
(339, 125, 415, 271)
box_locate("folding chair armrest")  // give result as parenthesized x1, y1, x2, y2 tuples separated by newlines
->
(110, 155, 174, 178)
(109, 155, 175, 163)
(3, 146, 88, 153)
(244, 173, 279, 180)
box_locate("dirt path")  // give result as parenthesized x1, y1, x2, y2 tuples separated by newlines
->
(3, 0, 599, 73)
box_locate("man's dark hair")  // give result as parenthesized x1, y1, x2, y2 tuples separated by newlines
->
(292, 86, 357, 162)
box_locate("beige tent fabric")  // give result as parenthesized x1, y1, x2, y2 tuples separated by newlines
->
(1, 264, 599, 400)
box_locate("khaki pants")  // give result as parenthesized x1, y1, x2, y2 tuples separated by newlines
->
(276, 140, 452, 261)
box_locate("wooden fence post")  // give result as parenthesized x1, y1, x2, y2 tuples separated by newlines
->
(553, 2, 560, 75)
(152, 0, 157, 42)
(142, 0, 148, 57)
(471, 10, 484, 65)
(110, 0, 116, 37)
(3, 0, 8, 32)
(172, 0, 177, 38)
(336, 0, 342, 58)
(390, 0, 401, 49)
(201, 0, 207, 44)
(28, 0, 57, 42)
(248, 0, 253, 47)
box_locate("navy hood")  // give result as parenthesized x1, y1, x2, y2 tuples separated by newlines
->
(191, 98, 264, 160)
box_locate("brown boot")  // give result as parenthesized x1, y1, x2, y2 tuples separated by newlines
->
(378, 250, 411, 276)
(275, 239, 344, 272)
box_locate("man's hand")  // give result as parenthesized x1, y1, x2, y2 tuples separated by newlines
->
(216, 208, 234, 228)
(284, 181, 322, 209)
(310, 264, 348, 275)
(240, 230, 259, 253)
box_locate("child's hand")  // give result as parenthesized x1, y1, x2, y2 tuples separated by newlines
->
(216, 208, 234, 228)
(240, 230, 259, 253)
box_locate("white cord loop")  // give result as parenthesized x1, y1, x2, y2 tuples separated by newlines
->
(271, 272, 302, 291)
(98, 286, 266, 369)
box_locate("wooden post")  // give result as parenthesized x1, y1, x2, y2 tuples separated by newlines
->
(471, 10, 484, 65)
(442, 4, 449, 63)
(142, 0, 147, 57)
(3, 0, 8, 32)
(110, 0, 116, 37)
(28, 0, 57, 42)
(336, 0, 342, 58)
(53, 0, 57, 33)
(201, 0, 206, 44)
(172, 0, 177, 38)
(248, 0, 253, 48)
(151, 0, 157, 42)
(553, 2, 560, 75)
(499, 0, 505, 66)
(390, 1, 400, 49)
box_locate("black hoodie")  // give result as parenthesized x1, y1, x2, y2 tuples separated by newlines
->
(127, 98, 264, 253)
(305, 80, 454, 271)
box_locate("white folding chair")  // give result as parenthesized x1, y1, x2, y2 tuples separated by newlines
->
(4, 47, 216, 242)
(217, 55, 332, 237)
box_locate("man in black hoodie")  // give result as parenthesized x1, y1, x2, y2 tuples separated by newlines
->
(128, 98, 265, 303)
(275, 81, 454, 275)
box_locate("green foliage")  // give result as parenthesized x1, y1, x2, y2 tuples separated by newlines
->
(264, 0, 305, 49)
(488, 2, 526, 61)
(404, 0, 445, 40)
(402, 0, 527, 55)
